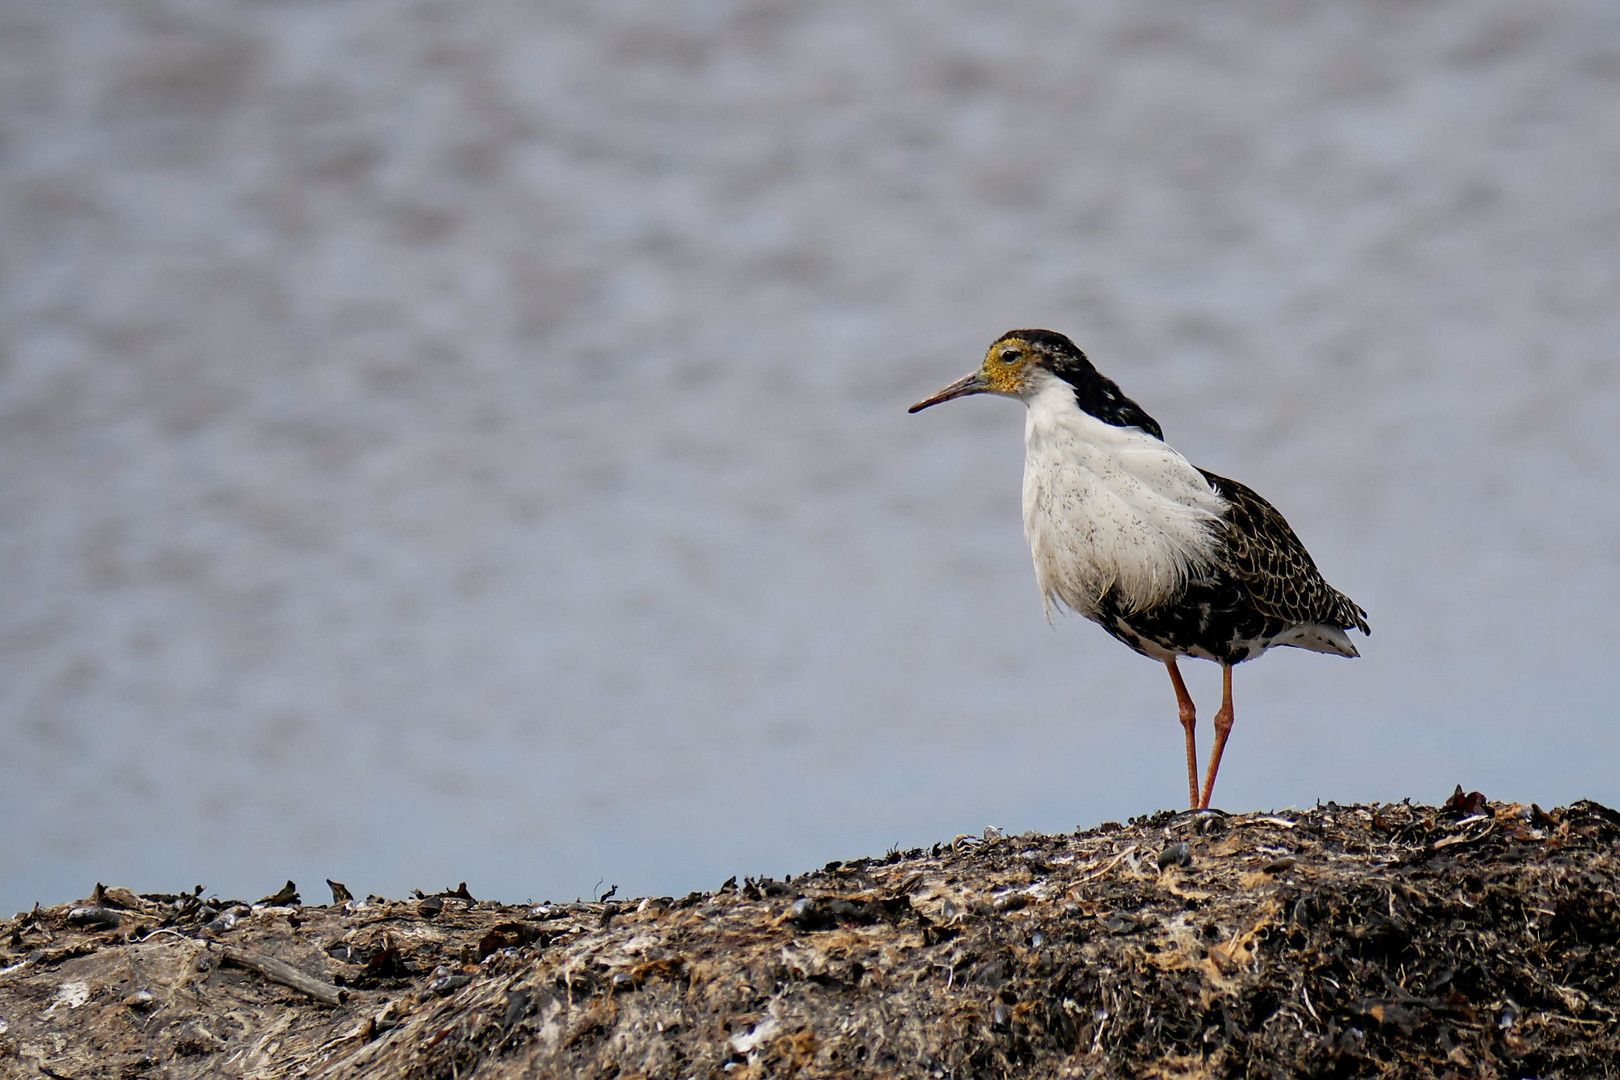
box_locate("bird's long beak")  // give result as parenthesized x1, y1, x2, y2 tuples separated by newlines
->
(908, 371, 989, 413)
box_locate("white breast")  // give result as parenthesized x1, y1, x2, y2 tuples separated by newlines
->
(1020, 372, 1226, 618)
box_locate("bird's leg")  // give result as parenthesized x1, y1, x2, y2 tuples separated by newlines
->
(1199, 665, 1235, 810)
(1164, 658, 1199, 811)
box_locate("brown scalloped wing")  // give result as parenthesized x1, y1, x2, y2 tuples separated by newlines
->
(1198, 470, 1370, 634)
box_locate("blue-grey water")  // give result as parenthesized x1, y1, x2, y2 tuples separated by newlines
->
(4, 1, 1619, 914)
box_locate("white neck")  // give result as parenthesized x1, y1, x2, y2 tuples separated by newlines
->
(1020, 371, 1226, 616)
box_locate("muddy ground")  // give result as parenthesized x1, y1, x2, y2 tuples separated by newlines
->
(3, 795, 1618, 1079)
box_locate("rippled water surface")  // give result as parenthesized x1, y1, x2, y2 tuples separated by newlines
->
(4, 1, 1619, 912)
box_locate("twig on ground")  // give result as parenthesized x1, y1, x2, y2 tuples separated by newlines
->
(219, 945, 345, 1006)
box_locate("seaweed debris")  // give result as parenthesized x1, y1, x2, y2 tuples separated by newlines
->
(3, 797, 1619, 1078)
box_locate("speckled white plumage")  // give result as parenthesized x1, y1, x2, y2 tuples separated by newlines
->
(1019, 370, 1227, 619)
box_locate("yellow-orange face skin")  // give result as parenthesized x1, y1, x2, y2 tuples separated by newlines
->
(908, 336, 1035, 413)
(978, 336, 1036, 395)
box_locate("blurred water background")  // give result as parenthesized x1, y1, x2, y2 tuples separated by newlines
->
(4, 1, 1619, 912)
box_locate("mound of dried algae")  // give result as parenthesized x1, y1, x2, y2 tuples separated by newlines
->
(4, 796, 1618, 1078)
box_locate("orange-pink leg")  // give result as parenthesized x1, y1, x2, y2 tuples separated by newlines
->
(1164, 659, 1200, 811)
(1198, 665, 1235, 810)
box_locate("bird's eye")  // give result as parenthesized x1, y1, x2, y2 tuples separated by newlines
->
(999, 349, 1021, 364)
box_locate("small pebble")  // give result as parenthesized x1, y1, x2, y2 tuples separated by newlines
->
(67, 906, 123, 930)
(1099, 912, 1140, 934)
(427, 966, 472, 995)
(1157, 842, 1193, 870)
(789, 897, 826, 929)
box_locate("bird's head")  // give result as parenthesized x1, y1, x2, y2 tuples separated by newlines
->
(908, 328, 1163, 438)
(907, 329, 1094, 413)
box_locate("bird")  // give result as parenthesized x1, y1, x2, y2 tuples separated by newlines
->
(909, 329, 1368, 811)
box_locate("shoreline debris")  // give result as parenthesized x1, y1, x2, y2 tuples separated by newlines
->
(3, 797, 1619, 1077)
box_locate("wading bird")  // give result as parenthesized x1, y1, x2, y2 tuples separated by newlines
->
(909, 329, 1368, 810)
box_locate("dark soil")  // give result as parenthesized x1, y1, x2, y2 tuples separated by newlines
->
(4, 796, 1619, 1078)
